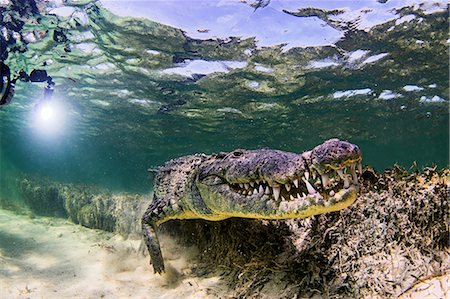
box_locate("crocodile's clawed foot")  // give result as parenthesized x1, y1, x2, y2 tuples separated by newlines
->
(151, 259, 165, 274)
(142, 220, 165, 274)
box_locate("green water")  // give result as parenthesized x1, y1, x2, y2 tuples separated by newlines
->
(0, 0, 448, 193)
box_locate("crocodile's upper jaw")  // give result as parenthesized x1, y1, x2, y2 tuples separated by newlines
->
(196, 139, 362, 219)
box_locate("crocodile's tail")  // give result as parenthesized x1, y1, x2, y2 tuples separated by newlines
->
(142, 211, 165, 274)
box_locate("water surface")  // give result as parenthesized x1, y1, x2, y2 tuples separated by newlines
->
(0, 0, 448, 192)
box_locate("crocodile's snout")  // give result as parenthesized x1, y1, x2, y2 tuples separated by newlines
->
(305, 138, 362, 172)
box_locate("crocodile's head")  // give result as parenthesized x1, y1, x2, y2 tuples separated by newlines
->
(196, 139, 362, 220)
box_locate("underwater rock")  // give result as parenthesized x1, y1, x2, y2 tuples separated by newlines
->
(19, 178, 67, 217)
(15, 179, 149, 238)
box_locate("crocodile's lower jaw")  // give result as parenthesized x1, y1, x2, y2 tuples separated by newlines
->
(197, 184, 358, 221)
(272, 186, 359, 219)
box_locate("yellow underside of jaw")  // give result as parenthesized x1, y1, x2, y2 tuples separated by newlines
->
(156, 188, 358, 225)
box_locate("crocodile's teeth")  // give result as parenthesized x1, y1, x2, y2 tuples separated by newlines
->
(304, 171, 310, 180)
(299, 199, 308, 206)
(250, 181, 255, 187)
(293, 179, 299, 188)
(253, 188, 258, 195)
(312, 171, 317, 180)
(239, 183, 244, 188)
(302, 178, 316, 195)
(290, 194, 295, 201)
(244, 183, 249, 189)
(337, 169, 345, 179)
(296, 193, 302, 200)
(344, 176, 350, 189)
(279, 201, 288, 211)
(351, 164, 358, 183)
(321, 174, 329, 188)
(273, 186, 281, 201)
(285, 183, 291, 192)
(358, 162, 363, 173)
(302, 192, 307, 197)
(259, 185, 264, 193)
(265, 186, 271, 195)
(281, 195, 286, 201)
(255, 179, 260, 184)
(288, 201, 296, 210)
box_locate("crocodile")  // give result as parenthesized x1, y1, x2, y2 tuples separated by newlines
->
(142, 138, 362, 274)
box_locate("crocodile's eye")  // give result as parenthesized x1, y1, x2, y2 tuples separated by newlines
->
(233, 151, 243, 157)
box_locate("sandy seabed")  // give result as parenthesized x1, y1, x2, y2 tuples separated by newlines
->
(0, 209, 226, 299)
(0, 206, 448, 299)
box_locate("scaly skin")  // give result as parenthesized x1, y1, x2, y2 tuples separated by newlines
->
(142, 138, 362, 274)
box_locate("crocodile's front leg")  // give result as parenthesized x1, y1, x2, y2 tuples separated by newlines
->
(142, 154, 211, 274)
(142, 204, 165, 274)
